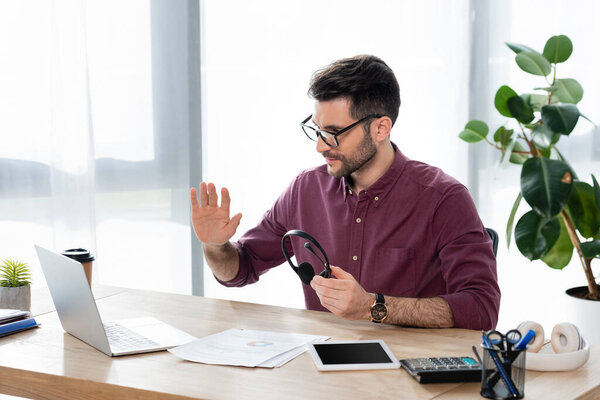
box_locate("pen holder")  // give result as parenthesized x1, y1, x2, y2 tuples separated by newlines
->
(480, 346, 526, 400)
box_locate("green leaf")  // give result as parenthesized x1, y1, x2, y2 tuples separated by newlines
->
(507, 96, 535, 124)
(531, 124, 555, 150)
(533, 86, 558, 92)
(542, 215, 573, 269)
(581, 240, 600, 258)
(516, 51, 552, 76)
(579, 113, 595, 124)
(543, 35, 573, 63)
(506, 42, 538, 54)
(593, 175, 600, 215)
(540, 147, 552, 158)
(459, 120, 488, 143)
(515, 211, 561, 260)
(520, 157, 573, 218)
(506, 192, 523, 249)
(495, 86, 519, 117)
(567, 181, 600, 238)
(509, 141, 529, 165)
(551, 133, 561, 145)
(493, 126, 514, 146)
(500, 137, 519, 168)
(541, 104, 580, 135)
(0, 259, 31, 287)
(554, 147, 579, 180)
(554, 78, 584, 104)
(522, 93, 558, 112)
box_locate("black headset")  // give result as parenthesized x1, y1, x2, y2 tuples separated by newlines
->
(281, 230, 331, 285)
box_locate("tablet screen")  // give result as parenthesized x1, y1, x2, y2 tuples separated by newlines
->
(307, 340, 400, 371)
(313, 342, 392, 364)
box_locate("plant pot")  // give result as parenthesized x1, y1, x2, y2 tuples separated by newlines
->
(565, 286, 600, 345)
(0, 285, 31, 311)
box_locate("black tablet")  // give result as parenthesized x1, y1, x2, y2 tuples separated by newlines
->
(307, 340, 400, 371)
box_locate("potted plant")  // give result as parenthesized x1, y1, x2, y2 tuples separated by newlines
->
(0, 258, 32, 311)
(458, 35, 600, 339)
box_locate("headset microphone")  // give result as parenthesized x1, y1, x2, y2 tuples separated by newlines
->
(304, 242, 327, 266)
(281, 230, 331, 285)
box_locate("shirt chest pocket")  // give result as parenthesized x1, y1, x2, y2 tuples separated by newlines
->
(374, 247, 416, 296)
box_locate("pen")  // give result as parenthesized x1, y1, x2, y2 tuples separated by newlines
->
(475, 343, 509, 392)
(515, 329, 536, 351)
(471, 345, 483, 365)
(482, 333, 519, 398)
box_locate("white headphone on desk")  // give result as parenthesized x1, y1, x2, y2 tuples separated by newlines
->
(517, 321, 585, 353)
(516, 321, 589, 372)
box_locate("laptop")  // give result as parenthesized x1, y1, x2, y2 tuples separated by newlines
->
(35, 244, 197, 356)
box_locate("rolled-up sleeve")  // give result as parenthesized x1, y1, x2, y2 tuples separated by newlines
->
(434, 185, 501, 330)
(215, 176, 298, 288)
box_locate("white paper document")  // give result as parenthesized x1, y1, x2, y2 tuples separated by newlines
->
(0, 309, 30, 324)
(168, 328, 329, 368)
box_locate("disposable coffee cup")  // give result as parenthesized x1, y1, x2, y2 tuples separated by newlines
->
(62, 248, 95, 287)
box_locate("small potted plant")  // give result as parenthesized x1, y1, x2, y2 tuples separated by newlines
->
(458, 35, 600, 340)
(0, 258, 32, 311)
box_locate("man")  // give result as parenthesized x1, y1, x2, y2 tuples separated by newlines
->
(190, 55, 500, 330)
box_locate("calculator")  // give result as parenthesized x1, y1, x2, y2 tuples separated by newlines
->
(400, 356, 482, 383)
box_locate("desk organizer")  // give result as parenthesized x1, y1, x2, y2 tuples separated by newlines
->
(480, 345, 526, 400)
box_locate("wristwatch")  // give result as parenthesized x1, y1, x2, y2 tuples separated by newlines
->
(370, 293, 388, 323)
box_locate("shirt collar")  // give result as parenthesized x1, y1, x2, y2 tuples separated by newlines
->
(342, 142, 407, 207)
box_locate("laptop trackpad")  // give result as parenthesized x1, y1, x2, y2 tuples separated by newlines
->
(114, 317, 196, 347)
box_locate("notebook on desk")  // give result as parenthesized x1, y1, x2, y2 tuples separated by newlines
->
(35, 245, 196, 356)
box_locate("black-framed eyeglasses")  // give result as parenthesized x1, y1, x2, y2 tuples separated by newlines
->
(300, 114, 385, 148)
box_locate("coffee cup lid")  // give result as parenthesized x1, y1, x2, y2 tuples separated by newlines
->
(62, 248, 95, 263)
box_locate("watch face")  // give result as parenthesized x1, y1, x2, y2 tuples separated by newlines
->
(370, 303, 388, 322)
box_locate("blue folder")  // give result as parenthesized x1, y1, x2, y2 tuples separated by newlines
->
(0, 317, 39, 338)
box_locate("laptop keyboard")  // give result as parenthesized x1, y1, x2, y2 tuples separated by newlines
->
(104, 322, 160, 350)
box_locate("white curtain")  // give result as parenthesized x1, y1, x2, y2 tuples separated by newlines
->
(0, 1, 195, 294)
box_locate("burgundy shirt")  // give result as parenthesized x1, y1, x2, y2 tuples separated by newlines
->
(221, 144, 500, 330)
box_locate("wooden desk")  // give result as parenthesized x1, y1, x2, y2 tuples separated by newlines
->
(0, 286, 598, 400)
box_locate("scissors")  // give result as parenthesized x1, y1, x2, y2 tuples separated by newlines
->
(485, 329, 522, 352)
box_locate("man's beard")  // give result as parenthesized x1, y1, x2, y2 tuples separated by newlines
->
(323, 129, 377, 178)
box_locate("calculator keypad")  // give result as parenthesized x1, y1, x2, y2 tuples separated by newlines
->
(400, 357, 482, 383)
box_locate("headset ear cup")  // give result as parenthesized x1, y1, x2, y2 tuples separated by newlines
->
(517, 321, 545, 353)
(297, 262, 315, 285)
(551, 322, 583, 354)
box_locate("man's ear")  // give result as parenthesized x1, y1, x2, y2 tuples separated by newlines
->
(372, 116, 392, 143)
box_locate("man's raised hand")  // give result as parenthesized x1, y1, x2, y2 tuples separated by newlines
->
(190, 182, 242, 246)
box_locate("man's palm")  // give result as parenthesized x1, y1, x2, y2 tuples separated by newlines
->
(190, 183, 242, 246)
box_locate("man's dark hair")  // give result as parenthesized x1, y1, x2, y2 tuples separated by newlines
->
(308, 55, 401, 126)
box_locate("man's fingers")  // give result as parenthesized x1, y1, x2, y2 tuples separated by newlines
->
(319, 298, 344, 315)
(314, 288, 347, 316)
(190, 187, 200, 209)
(231, 213, 243, 228)
(329, 265, 352, 279)
(199, 182, 209, 207)
(311, 277, 345, 299)
(207, 183, 219, 207)
(312, 274, 347, 291)
(221, 187, 231, 213)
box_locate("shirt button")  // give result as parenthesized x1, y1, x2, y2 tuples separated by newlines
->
(349, 189, 353, 195)
(356, 218, 362, 223)
(352, 256, 358, 261)
(374, 196, 379, 201)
